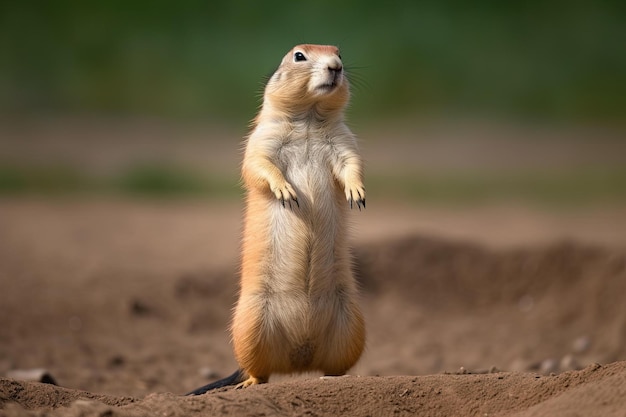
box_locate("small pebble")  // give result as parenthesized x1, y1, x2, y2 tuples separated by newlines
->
(6, 369, 58, 385)
(540, 358, 559, 374)
(560, 354, 580, 371)
(589, 363, 602, 371)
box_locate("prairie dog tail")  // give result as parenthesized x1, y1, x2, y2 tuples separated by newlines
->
(186, 369, 247, 395)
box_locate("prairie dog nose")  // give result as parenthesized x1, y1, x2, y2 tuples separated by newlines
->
(326, 56, 343, 73)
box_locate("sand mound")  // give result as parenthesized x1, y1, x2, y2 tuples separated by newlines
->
(2, 362, 626, 416)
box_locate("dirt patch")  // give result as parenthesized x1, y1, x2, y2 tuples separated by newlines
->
(1, 199, 625, 416)
(2, 363, 626, 416)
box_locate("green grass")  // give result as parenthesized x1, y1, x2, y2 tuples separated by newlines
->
(368, 168, 626, 205)
(0, 166, 91, 195)
(0, 164, 241, 199)
(113, 165, 239, 197)
(2, 163, 625, 206)
(1, 1, 624, 124)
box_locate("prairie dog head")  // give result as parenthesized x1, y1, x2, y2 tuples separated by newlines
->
(263, 44, 350, 117)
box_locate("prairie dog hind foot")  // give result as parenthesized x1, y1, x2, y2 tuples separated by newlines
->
(235, 375, 268, 389)
(186, 370, 267, 395)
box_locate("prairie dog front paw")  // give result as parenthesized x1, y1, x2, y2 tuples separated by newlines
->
(270, 181, 299, 208)
(345, 183, 365, 210)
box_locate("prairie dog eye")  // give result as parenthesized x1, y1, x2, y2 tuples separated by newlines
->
(294, 52, 307, 62)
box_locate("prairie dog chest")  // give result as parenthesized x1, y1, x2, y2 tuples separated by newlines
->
(274, 128, 338, 187)
(277, 137, 332, 168)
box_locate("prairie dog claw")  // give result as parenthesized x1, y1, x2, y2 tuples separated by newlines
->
(271, 182, 298, 209)
(346, 185, 366, 210)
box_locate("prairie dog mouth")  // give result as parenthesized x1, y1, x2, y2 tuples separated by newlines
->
(315, 70, 342, 93)
(316, 81, 338, 92)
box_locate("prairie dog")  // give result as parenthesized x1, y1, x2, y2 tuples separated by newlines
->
(188, 44, 365, 394)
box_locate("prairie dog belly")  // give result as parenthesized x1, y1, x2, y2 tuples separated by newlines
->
(272, 137, 348, 285)
(254, 139, 352, 367)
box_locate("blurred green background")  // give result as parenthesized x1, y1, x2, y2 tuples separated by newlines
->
(1, 0, 625, 203)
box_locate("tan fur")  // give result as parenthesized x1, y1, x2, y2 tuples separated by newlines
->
(231, 44, 366, 388)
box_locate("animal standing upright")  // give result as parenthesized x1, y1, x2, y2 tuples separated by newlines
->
(188, 44, 366, 394)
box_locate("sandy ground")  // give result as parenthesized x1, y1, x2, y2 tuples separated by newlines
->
(1, 118, 625, 415)
(1, 197, 626, 416)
